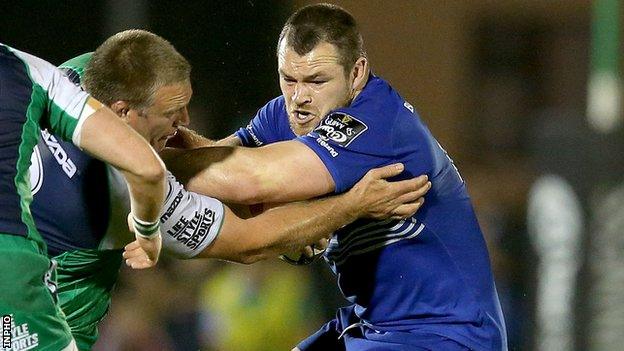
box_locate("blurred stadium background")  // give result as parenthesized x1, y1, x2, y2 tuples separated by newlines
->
(1, 0, 621, 350)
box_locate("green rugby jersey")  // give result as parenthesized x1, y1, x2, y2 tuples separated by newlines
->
(0, 44, 95, 252)
(29, 53, 225, 350)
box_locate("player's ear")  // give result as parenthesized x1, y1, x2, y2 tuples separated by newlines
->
(109, 100, 131, 118)
(351, 56, 369, 92)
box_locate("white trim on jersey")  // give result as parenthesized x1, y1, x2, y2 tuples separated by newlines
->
(327, 219, 425, 266)
(8, 46, 92, 147)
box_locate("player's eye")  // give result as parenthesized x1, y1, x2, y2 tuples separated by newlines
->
(164, 108, 181, 118)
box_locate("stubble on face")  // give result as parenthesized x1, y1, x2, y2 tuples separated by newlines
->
(278, 41, 354, 136)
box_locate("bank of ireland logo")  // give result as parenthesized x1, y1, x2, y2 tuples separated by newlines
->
(314, 112, 368, 147)
(1, 315, 40, 350)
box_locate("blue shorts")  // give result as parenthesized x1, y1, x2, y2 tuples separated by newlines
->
(297, 306, 471, 351)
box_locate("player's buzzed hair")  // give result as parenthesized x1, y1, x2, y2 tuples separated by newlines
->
(278, 3, 366, 74)
(83, 29, 190, 109)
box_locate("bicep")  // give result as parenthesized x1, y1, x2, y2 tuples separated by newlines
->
(253, 140, 335, 201)
(186, 140, 335, 204)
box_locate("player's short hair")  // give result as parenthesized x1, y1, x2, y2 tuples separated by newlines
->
(83, 29, 190, 109)
(278, 3, 366, 74)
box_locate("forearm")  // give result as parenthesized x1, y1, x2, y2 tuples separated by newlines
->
(173, 126, 216, 148)
(167, 127, 241, 149)
(238, 193, 358, 263)
(80, 106, 165, 222)
(123, 171, 166, 222)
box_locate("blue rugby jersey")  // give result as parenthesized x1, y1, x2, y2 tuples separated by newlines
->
(236, 75, 507, 350)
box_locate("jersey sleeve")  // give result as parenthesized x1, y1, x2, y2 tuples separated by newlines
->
(235, 96, 286, 147)
(11, 48, 99, 147)
(297, 110, 397, 194)
(160, 172, 225, 258)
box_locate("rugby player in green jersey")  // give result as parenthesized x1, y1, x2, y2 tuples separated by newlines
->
(30, 30, 429, 350)
(0, 44, 165, 351)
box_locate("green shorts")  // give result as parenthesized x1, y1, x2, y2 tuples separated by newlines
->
(0, 234, 75, 351)
(55, 249, 123, 351)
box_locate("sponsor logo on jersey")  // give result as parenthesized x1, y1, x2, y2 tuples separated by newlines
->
(313, 112, 368, 147)
(1, 315, 39, 351)
(315, 137, 339, 157)
(41, 130, 76, 178)
(403, 101, 414, 113)
(165, 208, 215, 250)
(28, 146, 43, 194)
(161, 191, 184, 222)
(245, 124, 264, 146)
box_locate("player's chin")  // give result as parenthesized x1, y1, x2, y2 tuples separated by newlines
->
(290, 119, 319, 136)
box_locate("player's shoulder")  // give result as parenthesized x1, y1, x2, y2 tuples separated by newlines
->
(2, 44, 60, 90)
(259, 95, 287, 118)
(340, 76, 407, 126)
(320, 76, 405, 141)
(59, 52, 93, 84)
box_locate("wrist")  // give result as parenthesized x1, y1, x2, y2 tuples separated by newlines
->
(337, 192, 361, 223)
(132, 215, 160, 238)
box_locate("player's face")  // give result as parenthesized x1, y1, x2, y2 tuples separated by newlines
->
(132, 81, 192, 151)
(278, 41, 356, 136)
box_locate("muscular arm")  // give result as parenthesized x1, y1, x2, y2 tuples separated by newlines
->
(163, 139, 335, 204)
(124, 164, 429, 265)
(201, 192, 356, 264)
(80, 102, 165, 223)
(165, 126, 241, 149)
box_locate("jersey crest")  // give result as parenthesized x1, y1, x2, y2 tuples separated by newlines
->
(313, 112, 368, 147)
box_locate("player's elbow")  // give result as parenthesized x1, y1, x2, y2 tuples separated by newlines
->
(133, 156, 166, 185)
(233, 178, 271, 205)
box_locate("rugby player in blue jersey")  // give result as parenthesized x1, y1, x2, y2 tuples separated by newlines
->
(0, 44, 165, 351)
(165, 4, 507, 350)
(30, 30, 429, 350)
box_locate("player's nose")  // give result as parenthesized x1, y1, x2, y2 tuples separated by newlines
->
(292, 83, 312, 105)
(175, 107, 190, 127)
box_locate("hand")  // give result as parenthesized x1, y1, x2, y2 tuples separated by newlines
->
(346, 163, 431, 220)
(301, 237, 330, 258)
(125, 213, 162, 269)
(123, 238, 161, 269)
(166, 126, 213, 149)
(280, 237, 329, 265)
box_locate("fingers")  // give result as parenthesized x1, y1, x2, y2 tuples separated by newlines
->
(125, 257, 155, 269)
(123, 247, 155, 269)
(124, 240, 140, 251)
(391, 198, 425, 219)
(122, 246, 145, 260)
(366, 163, 404, 180)
(316, 238, 329, 250)
(393, 181, 431, 204)
(302, 246, 314, 258)
(390, 175, 429, 196)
